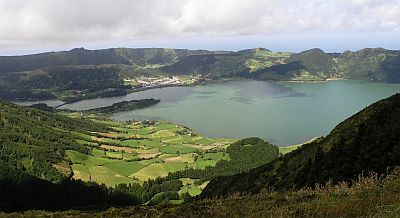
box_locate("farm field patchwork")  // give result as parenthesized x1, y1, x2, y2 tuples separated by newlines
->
(63, 115, 235, 193)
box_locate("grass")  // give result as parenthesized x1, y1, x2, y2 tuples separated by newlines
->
(139, 139, 164, 148)
(120, 139, 141, 147)
(21, 168, 400, 217)
(88, 166, 138, 187)
(201, 152, 230, 161)
(70, 164, 90, 181)
(96, 137, 123, 145)
(194, 138, 215, 145)
(105, 151, 123, 159)
(191, 159, 217, 169)
(179, 186, 202, 197)
(150, 130, 176, 138)
(103, 161, 146, 177)
(279, 145, 302, 155)
(63, 117, 234, 190)
(91, 148, 105, 158)
(179, 178, 195, 186)
(65, 150, 114, 166)
(131, 162, 186, 181)
(160, 144, 197, 154)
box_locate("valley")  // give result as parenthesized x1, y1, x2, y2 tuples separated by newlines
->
(1, 47, 400, 216)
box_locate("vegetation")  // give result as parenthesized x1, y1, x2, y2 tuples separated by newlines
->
(1, 89, 400, 216)
(9, 167, 400, 217)
(0, 100, 281, 210)
(2, 47, 399, 101)
(201, 93, 400, 198)
(86, 98, 160, 113)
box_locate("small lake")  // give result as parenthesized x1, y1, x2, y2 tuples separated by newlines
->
(15, 80, 400, 145)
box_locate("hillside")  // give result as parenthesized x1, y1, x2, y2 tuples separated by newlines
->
(201, 93, 400, 198)
(254, 48, 337, 81)
(162, 48, 290, 78)
(15, 167, 400, 217)
(0, 48, 219, 73)
(1, 47, 400, 102)
(0, 101, 280, 211)
(336, 48, 400, 82)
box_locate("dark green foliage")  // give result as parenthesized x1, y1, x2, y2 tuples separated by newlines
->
(148, 192, 180, 206)
(0, 101, 189, 211)
(0, 163, 138, 212)
(167, 137, 279, 181)
(31, 65, 124, 92)
(254, 61, 307, 80)
(0, 100, 110, 182)
(2, 47, 400, 102)
(380, 55, 400, 83)
(87, 98, 160, 114)
(201, 93, 400, 198)
(28, 168, 400, 217)
(336, 48, 400, 82)
(28, 103, 54, 112)
(288, 48, 336, 76)
(162, 54, 218, 75)
(0, 48, 128, 73)
(0, 88, 55, 101)
(0, 48, 219, 74)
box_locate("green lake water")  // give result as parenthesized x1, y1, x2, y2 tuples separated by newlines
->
(20, 80, 400, 146)
(111, 80, 400, 145)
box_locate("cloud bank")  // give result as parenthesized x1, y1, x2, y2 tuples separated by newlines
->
(0, 0, 399, 50)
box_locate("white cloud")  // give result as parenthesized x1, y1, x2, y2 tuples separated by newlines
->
(0, 0, 399, 49)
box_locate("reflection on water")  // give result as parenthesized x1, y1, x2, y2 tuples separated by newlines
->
(13, 80, 400, 145)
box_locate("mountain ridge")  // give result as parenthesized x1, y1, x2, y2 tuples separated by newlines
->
(1, 47, 399, 102)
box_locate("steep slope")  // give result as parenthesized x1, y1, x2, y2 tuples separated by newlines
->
(25, 168, 400, 217)
(0, 100, 111, 182)
(162, 49, 290, 78)
(254, 48, 336, 81)
(288, 48, 336, 75)
(0, 48, 219, 74)
(201, 93, 400, 198)
(336, 48, 400, 82)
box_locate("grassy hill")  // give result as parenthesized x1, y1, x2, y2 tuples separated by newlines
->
(0, 48, 221, 74)
(162, 48, 290, 78)
(0, 101, 280, 211)
(1, 47, 400, 102)
(201, 93, 400, 198)
(335, 48, 400, 82)
(16, 167, 400, 217)
(2, 92, 400, 215)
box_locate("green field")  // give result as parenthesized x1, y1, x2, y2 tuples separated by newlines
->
(131, 162, 186, 181)
(62, 118, 237, 203)
(103, 161, 146, 177)
(160, 144, 198, 154)
(279, 144, 301, 155)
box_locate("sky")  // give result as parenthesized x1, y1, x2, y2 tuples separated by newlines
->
(0, 0, 399, 55)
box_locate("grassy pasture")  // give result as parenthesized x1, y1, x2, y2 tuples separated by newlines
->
(89, 166, 138, 187)
(279, 144, 301, 155)
(194, 138, 215, 145)
(64, 117, 235, 194)
(71, 164, 90, 181)
(66, 150, 114, 166)
(103, 161, 146, 177)
(131, 162, 186, 181)
(119, 139, 141, 147)
(191, 159, 218, 169)
(160, 144, 198, 154)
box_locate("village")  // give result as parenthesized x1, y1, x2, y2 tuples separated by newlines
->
(124, 75, 201, 89)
